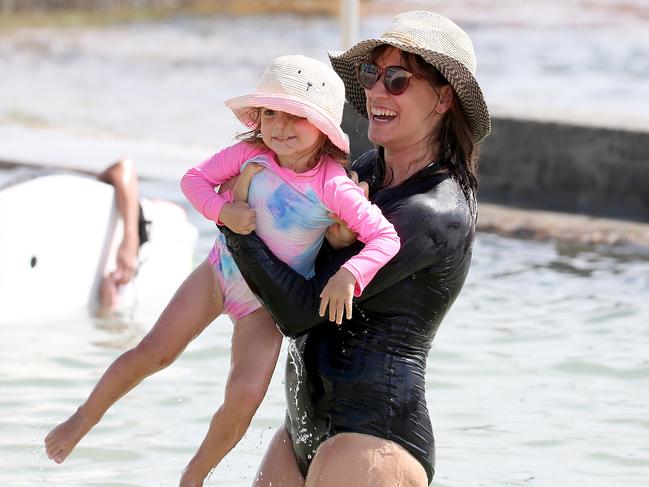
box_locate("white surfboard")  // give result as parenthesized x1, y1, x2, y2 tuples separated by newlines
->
(0, 173, 197, 323)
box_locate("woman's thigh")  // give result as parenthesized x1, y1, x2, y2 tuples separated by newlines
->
(253, 427, 305, 487)
(306, 432, 428, 487)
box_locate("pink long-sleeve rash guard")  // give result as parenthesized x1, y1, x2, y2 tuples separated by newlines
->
(181, 141, 400, 296)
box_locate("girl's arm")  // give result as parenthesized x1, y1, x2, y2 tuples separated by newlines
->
(180, 142, 257, 224)
(316, 171, 400, 324)
(321, 172, 400, 297)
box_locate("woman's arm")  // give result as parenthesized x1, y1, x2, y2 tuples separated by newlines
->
(222, 193, 464, 337)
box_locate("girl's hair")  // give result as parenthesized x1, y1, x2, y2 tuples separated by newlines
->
(368, 45, 480, 212)
(236, 108, 349, 170)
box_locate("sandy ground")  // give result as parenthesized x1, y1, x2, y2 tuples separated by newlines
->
(478, 203, 649, 250)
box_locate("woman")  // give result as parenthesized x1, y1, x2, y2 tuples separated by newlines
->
(222, 11, 491, 486)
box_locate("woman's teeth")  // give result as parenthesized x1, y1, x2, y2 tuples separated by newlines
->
(371, 108, 397, 121)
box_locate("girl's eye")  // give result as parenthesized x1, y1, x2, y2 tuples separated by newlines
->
(263, 109, 275, 116)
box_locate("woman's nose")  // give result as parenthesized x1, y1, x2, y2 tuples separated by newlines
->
(368, 76, 388, 98)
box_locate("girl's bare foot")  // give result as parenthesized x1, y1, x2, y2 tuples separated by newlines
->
(44, 410, 94, 463)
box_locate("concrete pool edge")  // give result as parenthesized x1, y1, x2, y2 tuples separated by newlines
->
(478, 203, 649, 250)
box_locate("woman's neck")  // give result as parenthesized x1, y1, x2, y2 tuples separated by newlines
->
(383, 142, 439, 187)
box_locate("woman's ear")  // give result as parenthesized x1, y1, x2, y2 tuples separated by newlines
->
(435, 85, 454, 115)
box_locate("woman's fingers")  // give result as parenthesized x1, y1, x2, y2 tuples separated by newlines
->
(327, 212, 343, 224)
(359, 181, 370, 199)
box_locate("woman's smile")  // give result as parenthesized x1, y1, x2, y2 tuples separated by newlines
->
(370, 106, 398, 123)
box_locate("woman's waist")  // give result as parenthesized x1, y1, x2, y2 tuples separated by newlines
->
(301, 329, 429, 384)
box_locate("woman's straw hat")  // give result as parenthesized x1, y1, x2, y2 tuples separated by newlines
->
(226, 55, 350, 153)
(329, 11, 491, 143)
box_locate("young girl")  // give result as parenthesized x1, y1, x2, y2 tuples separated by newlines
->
(44, 55, 400, 486)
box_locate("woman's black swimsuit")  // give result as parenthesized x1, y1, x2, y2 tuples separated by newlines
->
(222, 149, 476, 484)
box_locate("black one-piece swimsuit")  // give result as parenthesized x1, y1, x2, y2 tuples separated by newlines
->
(223, 149, 476, 484)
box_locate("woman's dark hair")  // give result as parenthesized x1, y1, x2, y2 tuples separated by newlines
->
(236, 108, 349, 169)
(368, 45, 480, 212)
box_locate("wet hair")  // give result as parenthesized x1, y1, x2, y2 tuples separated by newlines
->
(236, 108, 349, 170)
(367, 45, 480, 214)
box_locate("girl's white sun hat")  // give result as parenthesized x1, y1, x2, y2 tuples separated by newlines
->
(225, 55, 350, 153)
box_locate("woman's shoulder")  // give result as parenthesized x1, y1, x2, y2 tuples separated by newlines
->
(405, 178, 475, 242)
(351, 149, 380, 181)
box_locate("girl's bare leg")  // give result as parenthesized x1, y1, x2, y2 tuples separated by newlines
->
(253, 427, 305, 487)
(45, 259, 223, 463)
(180, 308, 282, 485)
(305, 433, 428, 487)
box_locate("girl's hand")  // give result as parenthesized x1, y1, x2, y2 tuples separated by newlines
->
(319, 268, 356, 325)
(219, 201, 257, 235)
(233, 162, 264, 203)
(325, 171, 370, 249)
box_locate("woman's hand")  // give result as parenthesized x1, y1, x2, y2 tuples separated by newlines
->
(319, 267, 356, 325)
(325, 171, 370, 249)
(219, 201, 257, 235)
(232, 162, 264, 203)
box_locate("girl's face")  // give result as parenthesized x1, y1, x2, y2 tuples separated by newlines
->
(260, 108, 322, 169)
(364, 47, 441, 152)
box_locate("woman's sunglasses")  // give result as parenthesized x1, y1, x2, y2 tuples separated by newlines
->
(356, 62, 421, 95)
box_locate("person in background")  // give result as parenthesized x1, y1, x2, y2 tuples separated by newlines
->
(96, 158, 148, 313)
(220, 11, 491, 486)
(44, 54, 399, 487)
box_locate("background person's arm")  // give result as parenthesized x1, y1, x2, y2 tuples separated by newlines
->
(98, 159, 140, 284)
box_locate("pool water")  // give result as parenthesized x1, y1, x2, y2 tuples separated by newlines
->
(3, 223, 648, 486)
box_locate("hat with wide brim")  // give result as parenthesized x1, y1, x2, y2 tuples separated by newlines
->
(329, 11, 491, 143)
(226, 55, 350, 153)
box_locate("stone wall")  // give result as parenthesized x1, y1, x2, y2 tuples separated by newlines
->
(342, 105, 649, 223)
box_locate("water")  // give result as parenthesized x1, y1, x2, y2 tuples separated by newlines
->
(2, 230, 648, 486)
(1, 2, 649, 485)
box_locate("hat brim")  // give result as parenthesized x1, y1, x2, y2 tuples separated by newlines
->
(225, 93, 350, 153)
(329, 38, 491, 143)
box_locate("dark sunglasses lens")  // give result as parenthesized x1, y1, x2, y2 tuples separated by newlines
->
(384, 68, 410, 95)
(358, 63, 380, 90)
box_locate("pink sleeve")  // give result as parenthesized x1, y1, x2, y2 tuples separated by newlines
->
(321, 168, 400, 297)
(180, 142, 257, 224)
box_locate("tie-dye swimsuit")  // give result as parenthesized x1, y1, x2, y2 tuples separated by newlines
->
(181, 141, 399, 321)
